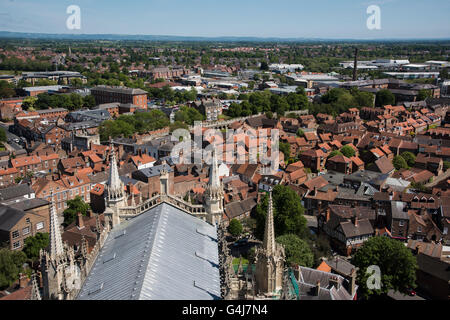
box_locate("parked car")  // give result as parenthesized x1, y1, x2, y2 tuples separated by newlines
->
(406, 288, 416, 296)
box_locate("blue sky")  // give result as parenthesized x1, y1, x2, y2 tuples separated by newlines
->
(0, 0, 449, 39)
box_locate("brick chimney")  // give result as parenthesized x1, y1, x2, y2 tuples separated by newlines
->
(352, 216, 359, 227)
(19, 273, 28, 288)
(76, 212, 84, 229)
(329, 276, 340, 289)
(314, 280, 321, 296)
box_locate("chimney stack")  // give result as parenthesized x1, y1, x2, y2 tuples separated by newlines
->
(315, 280, 321, 296)
(19, 273, 28, 288)
(329, 276, 340, 289)
(76, 212, 84, 229)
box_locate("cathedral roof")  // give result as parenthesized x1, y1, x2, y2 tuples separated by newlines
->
(77, 202, 220, 300)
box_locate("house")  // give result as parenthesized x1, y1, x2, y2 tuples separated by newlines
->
(407, 240, 450, 300)
(0, 203, 49, 251)
(322, 205, 375, 256)
(299, 149, 326, 173)
(326, 155, 352, 174)
(290, 265, 355, 300)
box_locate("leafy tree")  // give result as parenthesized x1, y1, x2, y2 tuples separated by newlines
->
(276, 234, 314, 268)
(228, 219, 243, 238)
(375, 89, 395, 108)
(0, 127, 7, 142)
(0, 80, 15, 99)
(417, 89, 432, 101)
(296, 128, 305, 137)
(340, 145, 356, 158)
(63, 196, 91, 226)
(260, 61, 269, 71)
(169, 121, 189, 133)
(83, 95, 96, 108)
(0, 248, 27, 289)
(22, 96, 37, 110)
(444, 161, 450, 171)
(252, 185, 308, 240)
(175, 106, 204, 125)
(400, 152, 416, 167)
(393, 156, 408, 171)
(279, 141, 291, 160)
(22, 232, 49, 261)
(328, 150, 343, 159)
(352, 236, 417, 299)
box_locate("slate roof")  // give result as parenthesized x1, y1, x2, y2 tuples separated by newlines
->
(77, 202, 220, 300)
(0, 184, 34, 201)
(0, 204, 25, 231)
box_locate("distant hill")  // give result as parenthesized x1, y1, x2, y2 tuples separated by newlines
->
(0, 31, 448, 43)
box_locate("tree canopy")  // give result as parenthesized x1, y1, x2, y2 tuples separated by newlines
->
(375, 89, 395, 108)
(252, 185, 308, 240)
(400, 152, 416, 167)
(340, 145, 356, 158)
(99, 110, 169, 141)
(393, 155, 408, 171)
(174, 106, 204, 125)
(0, 248, 27, 289)
(228, 219, 243, 238)
(22, 232, 49, 261)
(276, 234, 314, 268)
(63, 196, 91, 226)
(351, 236, 417, 298)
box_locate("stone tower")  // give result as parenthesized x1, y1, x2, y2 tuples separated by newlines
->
(204, 148, 224, 226)
(40, 192, 79, 300)
(104, 145, 126, 228)
(160, 161, 169, 196)
(255, 192, 285, 297)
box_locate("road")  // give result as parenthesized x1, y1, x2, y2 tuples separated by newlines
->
(387, 290, 426, 300)
(425, 169, 450, 188)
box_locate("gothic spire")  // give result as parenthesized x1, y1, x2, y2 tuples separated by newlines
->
(263, 192, 276, 256)
(107, 144, 123, 197)
(208, 147, 221, 189)
(49, 191, 64, 260)
(30, 273, 41, 300)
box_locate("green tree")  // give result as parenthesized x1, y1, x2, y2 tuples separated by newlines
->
(228, 219, 243, 238)
(352, 236, 417, 299)
(0, 81, 15, 99)
(393, 155, 408, 171)
(22, 96, 37, 110)
(340, 145, 356, 158)
(0, 127, 7, 142)
(276, 234, 314, 268)
(279, 141, 291, 160)
(63, 196, 91, 226)
(417, 89, 432, 101)
(400, 152, 416, 167)
(83, 95, 96, 108)
(260, 61, 269, 71)
(327, 150, 343, 159)
(444, 161, 450, 171)
(0, 248, 27, 289)
(175, 106, 204, 125)
(296, 128, 305, 137)
(375, 89, 395, 108)
(252, 185, 308, 240)
(22, 232, 49, 261)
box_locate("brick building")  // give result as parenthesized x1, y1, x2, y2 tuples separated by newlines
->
(91, 86, 148, 110)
